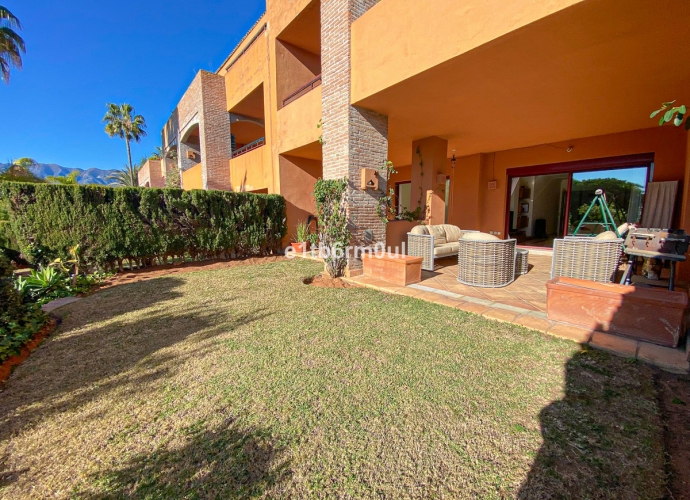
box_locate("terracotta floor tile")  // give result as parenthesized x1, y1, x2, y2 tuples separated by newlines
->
(456, 302, 491, 315)
(547, 324, 593, 343)
(416, 291, 447, 304)
(394, 287, 423, 297)
(637, 343, 690, 374)
(426, 295, 465, 308)
(499, 300, 540, 312)
(513, 315, 554, 333)
(482, 308, 520, 323)
(589, 331, 638, 357)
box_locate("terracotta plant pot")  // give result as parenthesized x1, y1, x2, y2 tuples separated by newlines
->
(291, 242, 308, 253)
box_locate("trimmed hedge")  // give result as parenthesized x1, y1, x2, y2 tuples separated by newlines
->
(0, 182, 287, 271)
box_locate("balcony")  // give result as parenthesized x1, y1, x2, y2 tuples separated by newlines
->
(230, 140, 268, 192)
(232, 137, 265, 159)
(282, 74, 321, 107)
(276, 84, 322, 154)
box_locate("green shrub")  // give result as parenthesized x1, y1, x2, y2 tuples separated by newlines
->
(0, 182, 287, 271)
(0, 254, 47, 364)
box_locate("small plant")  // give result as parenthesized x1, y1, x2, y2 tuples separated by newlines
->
(396, 206, 423, 222)
(650, 101, 690, 129)
(295, 220, 309, 243)
(17, 266, 71, 304)
(307, 232, 319, 248)
(376, 160, 397, 224)
(313, 178, 350, 277)
(317, 119, 323, 145)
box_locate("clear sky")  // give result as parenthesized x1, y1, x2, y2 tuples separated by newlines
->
(0, 0, 266, 170)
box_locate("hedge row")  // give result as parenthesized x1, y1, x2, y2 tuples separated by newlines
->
(0, 182, 287, 271)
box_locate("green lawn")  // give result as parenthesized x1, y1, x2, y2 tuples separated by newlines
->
(0, 259, 666, 498)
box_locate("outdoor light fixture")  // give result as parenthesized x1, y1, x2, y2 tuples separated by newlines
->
(566, 146, 573, 153)
(360, 168, 378, 190)
(451, 149, 456, 169)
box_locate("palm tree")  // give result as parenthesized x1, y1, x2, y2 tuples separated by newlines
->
(103, 103, 147, 173)
(149, 145, 178, 161)
(106, 162, 141, 187)
(0, 6, 25, 84)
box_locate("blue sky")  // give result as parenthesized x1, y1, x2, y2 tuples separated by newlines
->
(0, 0, 265, 170)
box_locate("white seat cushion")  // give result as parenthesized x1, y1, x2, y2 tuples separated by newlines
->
(410, 225, 429, 235)
(434, 242, 459, 257)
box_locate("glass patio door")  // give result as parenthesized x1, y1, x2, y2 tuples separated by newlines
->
(567, 167, 647, 235)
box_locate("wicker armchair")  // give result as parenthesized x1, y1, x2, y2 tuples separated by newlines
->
(457, 238, 517, 288)
(551, 236, 624, 283)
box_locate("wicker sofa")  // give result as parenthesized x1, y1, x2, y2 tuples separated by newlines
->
(407, 224, 477, 271)
(551, 232, 624, 283)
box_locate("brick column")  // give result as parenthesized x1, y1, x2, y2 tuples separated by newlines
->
(199, 72, 232, 191)
(321, 0, 388, 274)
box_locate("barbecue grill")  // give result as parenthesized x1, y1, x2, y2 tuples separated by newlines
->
(621, 228, 690, 290)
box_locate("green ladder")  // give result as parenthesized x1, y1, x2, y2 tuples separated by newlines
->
(572, 189, 621, 238)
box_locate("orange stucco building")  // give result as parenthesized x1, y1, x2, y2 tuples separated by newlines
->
(141, 0, 690, 275)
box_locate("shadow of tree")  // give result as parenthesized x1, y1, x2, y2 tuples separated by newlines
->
(0, 276, 272, 454)
(518, 348, 666, 498)
(78, 418, 290, 499)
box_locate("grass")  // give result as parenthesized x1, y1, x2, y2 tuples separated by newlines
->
(0, 259, 666, 498)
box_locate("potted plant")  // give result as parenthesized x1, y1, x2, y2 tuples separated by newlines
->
(291, 220, 309, 253)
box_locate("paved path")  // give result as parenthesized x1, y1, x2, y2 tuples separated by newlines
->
(42, 297, 81, 313)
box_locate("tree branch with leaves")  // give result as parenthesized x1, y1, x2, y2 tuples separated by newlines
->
(650, 100, 690, 130)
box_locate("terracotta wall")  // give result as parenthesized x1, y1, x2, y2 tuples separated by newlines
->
(350, 0, 581, 103)
(386, 220, 419, 251)
(182, 164, 203, 190)
(279, 154, 322, 246)
(444, 127, 688, 235)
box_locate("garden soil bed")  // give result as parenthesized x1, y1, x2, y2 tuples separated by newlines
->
(302, 274, 353, 289)
(0, 318, 58, 384)
(95, 256, 286, 291)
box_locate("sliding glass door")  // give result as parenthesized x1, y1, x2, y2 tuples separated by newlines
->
(506, 155, 652, 247)
(568, 167, 647, 235)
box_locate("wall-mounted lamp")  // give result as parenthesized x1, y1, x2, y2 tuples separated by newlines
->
(566, 146, 573, 153)
(451, 149, 456, 169)
(360, 168, 378, 190)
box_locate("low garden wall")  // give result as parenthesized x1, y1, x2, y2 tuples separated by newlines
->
(0, 182, 287, 271)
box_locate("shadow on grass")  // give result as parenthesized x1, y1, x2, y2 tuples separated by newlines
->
(518, 349, 666, 498)
(78, 419, 289, 499)
(0, 277, 273, 480)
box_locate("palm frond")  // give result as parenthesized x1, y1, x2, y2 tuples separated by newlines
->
(106, 163, 141, 187)
(0, 6, 21, 29)
(0, 9, 25, 84)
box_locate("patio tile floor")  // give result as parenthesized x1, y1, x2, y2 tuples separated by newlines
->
(345, 249, 690, 374)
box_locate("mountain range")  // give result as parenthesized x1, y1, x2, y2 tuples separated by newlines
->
(0, 162, 120, 185)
